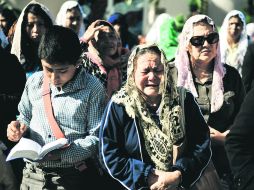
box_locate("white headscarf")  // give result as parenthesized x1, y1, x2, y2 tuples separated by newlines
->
(246, 22, 254, 38)
(219, 10, 248, 76)
(11, 1, 54, 62)
(175, 14, 225, 113)
(55, 1, 85, 38)
(145, 13, 171, 44)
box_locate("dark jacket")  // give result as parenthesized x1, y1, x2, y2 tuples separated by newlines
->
(99, 88, 211, 190)
(189, 63, 245, 177)
(0, 48, 26, 149)
(207, 64, 245, 177)
(242, 43, 254, 93)
(225, 87, 254, 190)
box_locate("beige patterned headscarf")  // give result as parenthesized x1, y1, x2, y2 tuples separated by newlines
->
(112, 44, 185, 171)
(175, 14, 225, 113)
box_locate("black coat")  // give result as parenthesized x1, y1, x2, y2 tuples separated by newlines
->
(242, 43, 254, 93)
(225, 87, 254, 190)
(0, 48, 26, 149)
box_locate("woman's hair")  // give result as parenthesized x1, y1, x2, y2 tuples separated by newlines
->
(94, 20, 115, 32)
(193, 17, 215, 28)
(38, 25, 81, 65)
(7, 20, 17, 44)
(22, 4, 53, 29)
(133, 46, 161, 69)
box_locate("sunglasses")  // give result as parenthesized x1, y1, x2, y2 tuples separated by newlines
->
(190, 32, 219, 47)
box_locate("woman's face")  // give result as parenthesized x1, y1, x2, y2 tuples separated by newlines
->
(95, 25, 118, 56)
(134, 52, 164, 101)
(227, 16, 243, 42)
(65, 8, 82, 35)
(187, 23, 218, 65)
(25, 12, 47, 43)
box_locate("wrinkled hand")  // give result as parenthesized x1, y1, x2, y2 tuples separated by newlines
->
(209, 127, 229, 145)
(148, 169, 181, 190)
(7, 121, 27, 142)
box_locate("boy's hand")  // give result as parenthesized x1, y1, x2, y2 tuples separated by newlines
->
(7, 121, 27, 142)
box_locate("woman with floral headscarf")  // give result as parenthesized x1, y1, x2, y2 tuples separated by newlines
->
(219, 10, 248, 76)
(175, 14, 245, 189)
(11, 1, 54, 78)
(99, 44, 211, 189)
(80, 19, 129, 99)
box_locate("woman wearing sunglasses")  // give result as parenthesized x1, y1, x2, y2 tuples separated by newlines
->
(175, 14, 245, 190)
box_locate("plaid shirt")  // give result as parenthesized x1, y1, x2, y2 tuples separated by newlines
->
(18, 68, 107, 168)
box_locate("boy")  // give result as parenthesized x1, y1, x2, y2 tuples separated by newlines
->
(7, 25, 106, 189)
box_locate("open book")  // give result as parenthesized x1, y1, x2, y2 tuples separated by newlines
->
(6, 137, 68, 161)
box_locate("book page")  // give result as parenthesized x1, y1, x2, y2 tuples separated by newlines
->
(6, 138, 42, 161)
(39, 138, 68, 159)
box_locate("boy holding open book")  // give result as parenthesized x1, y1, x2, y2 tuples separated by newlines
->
(7, 25, 107, 189)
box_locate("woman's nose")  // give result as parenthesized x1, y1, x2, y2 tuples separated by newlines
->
(148, 71, 156, 80)
(32, 24, 38, 32)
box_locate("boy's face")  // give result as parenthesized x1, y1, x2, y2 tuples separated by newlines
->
(41, 59, 77, 88)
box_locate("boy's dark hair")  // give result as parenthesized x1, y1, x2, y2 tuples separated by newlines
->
(38, 25, 81, 65)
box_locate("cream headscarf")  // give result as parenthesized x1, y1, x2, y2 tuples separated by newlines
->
(11, 1, 54, 62)
(112, 44, 185, 171)
(55, 1, 85, 38)
(219, 10, 248, 76)
(175, 14, 225, 113)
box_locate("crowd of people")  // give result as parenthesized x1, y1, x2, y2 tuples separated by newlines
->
(0, 0, 254, 190)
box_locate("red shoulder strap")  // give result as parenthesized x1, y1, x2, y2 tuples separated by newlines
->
(42, 76, 65, 139)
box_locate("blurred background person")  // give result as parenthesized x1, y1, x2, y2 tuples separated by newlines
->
(0, 7, 18, 37)
(159, 14, 185, 61)
(0, 27, 26, 188)
(175, 14, 245, 190)
(4, 20, 17, 52)
(219, 10, 248, 77)
(246, 22, 254, 43)
(11, 1, 54, 78)
(107, 12, 138, 50)
(0, 27, 9, 49)
(145, 13, 171, 44)
(56, 0, 86, 38)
